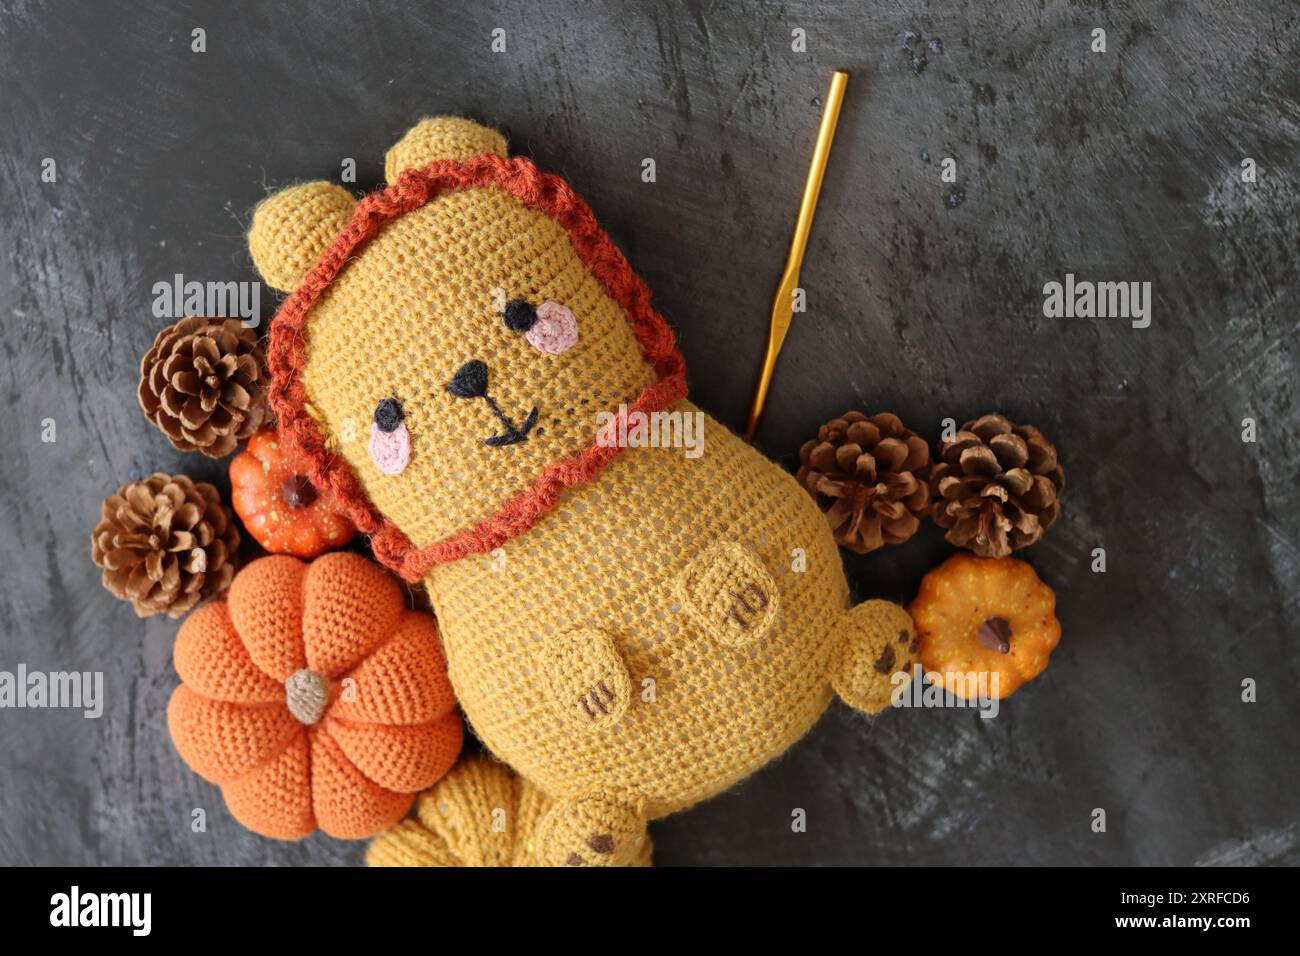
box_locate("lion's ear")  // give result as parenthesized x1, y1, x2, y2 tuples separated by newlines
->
(384, 116, 508, 184)
(247, 182, 356, 293)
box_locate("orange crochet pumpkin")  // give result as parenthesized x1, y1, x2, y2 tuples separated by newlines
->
(167, 551, 462, 840)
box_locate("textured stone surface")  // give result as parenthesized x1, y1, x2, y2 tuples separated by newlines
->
(0, 0, 1296, 865)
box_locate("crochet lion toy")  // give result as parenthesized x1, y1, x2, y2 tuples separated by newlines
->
(252, 117, 916, 866)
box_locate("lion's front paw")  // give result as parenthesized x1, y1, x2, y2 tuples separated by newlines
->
(535, 792, 647, 867)
(829, 599, 918, 714)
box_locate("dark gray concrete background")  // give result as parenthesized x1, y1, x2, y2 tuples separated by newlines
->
(1, 0, 1296, 866)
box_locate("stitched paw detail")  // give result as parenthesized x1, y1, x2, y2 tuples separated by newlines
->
(538, 628, 631, 730)
(564, 833, 618, 866)
(578, 680, 618, 721)
(537, 794, 646, 868)
(831, 602, 918, 715)
(675, 541, 780, 646)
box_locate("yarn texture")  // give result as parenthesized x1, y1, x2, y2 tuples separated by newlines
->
(366, 756, 653, 867)
(249, 182, 357, 293)
(254, 117, 916, 864)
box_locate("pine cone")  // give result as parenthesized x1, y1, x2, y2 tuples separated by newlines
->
(929, 413, 1065, 558)
(138, 316, 267, 458)
(91, 473, 240, 619)
(797, 412, 932, 554)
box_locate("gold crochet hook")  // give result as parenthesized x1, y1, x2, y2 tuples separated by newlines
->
(744, 69, 848, 444)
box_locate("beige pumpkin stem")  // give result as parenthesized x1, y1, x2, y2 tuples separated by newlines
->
(285, 669, 329, 725)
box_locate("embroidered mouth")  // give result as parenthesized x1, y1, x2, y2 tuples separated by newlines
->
(482, 396, 539, 447)
(445, 359, 539, 447)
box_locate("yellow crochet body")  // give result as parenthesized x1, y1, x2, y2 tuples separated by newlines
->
(255, 118, 915, 866)
(428, 399, 844, 817)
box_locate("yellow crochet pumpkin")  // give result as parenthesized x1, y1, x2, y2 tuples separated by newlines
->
(254, 117, 916, 866)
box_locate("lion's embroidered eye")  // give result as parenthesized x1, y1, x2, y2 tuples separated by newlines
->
(503, 298, 537, 333)
(369, 397, 410, 475)
(504, 297, 578, 355)
(373, 397, 404, 432)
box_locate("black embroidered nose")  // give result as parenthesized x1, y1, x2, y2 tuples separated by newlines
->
(444, 358, 539, 446)
(503, 298, 537, 333)
(446, 359, 489, 399)
(373, 398, 404, 433)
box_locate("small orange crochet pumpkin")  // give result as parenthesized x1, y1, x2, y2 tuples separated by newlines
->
(167, 551, 462, 840)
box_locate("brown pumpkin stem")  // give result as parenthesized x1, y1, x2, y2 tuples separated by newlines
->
(977, 617, 1013, 653)
(281, 475, 317, 509)
(285, 669, 329, 724)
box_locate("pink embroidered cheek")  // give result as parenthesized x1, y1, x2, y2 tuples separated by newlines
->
(368, 422, 411, 475)
(525, 301, 579, 355)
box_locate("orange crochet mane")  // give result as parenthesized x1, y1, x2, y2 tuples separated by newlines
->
(267, 155, 688, 583)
